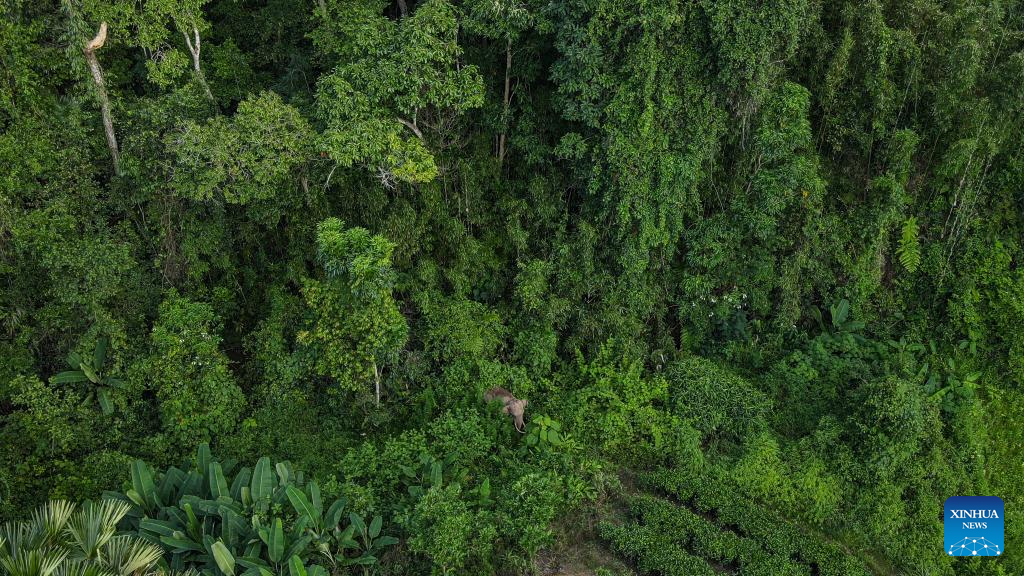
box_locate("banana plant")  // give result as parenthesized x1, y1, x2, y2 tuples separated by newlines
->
(331, 513, 397, 575)
(283, 482, 397, 575)
(106, 444, 398, 576)
(811, 299, 866, 346)
(50, 336, 125, 414)
(924, 356, 981, 414)
(883, 336, 927, 372)
(107, 444, 313, 574)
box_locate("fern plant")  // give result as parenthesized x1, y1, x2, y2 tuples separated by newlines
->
(897, 217, 921, 273)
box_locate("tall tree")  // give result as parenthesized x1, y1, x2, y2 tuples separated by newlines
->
(299, 218, 408, 404)
(313, 0, 484, 185)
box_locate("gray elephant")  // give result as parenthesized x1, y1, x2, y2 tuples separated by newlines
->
(483, 387, 528, 433)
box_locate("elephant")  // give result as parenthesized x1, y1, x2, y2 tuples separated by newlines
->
(483, 387, 528, 433)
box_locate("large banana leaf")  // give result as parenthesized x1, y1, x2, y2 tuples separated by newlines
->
(218, 508, 247, 548)
(130, 461, 159, 512)
(307, 482, 322, 518)
(50, 371, 89, 384)
(229, 467, 251, 501)
(285, 487, 318, 529)
(139, 518, 178, 538)
(159, 535, 204, 553)
(211, 541, 235, 576)
(235, 556, 270, 572)
(92, 337, 108, 370)
(96, 389, 113, 415)
(324, 499, 347, 529)
(250, 458, 274, 503)
(159, 467, 187, 505)
(196, 444, 212, 477)
(263, 518, 284, 564)
(208, 462, 229, 501)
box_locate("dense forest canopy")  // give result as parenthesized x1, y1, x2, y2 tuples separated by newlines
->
(1, 0, 1022, 574)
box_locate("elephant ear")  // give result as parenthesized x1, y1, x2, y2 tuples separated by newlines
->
(522, 399, 528, 408)
(502, 398, 515, 414)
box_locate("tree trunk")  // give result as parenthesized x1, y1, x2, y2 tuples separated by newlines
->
(373, 360, 381, 405)
(83, 22, 120, 176)
(498, 38, 512, 167)
(182, 27, 215, 103)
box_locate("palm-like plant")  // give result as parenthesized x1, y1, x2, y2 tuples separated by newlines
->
(0, 500, 163, 576)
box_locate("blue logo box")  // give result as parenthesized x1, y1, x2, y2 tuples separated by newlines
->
(944, 496, 1004, 557)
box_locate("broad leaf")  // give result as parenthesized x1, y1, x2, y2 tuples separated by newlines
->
(267, 518, 284, 563)
(369, 515, 381, 538)
(209, 462, 229, 500)
(130, 460, 158, 511)
(287, 555, 306, 576)
(94, 336, 109, 368)
(50, 371, 89, 384)
(349, 513, 366, 538)
(251, 457, 274, 502)
(197, 443, 212, 474)
(97, 388, 113, 415)
(286, 486, 318, 528)
(212, 540, 235, 576)
(325, 498, 347, 528)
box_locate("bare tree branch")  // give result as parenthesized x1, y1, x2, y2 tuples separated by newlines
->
(397, 117, 424, 140)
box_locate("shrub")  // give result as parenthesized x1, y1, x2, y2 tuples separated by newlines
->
(0, 500, 163, 576)
(665, 357, 771, 442)
(138, 293, 244, 455)
(107, 444, 397, 575)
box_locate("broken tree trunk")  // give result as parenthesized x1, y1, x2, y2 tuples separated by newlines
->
(83, 22, 121, 176)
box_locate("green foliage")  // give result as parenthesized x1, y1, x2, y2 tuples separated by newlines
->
(600, 522, 716, 576)
(313, 0, 484, 184)
(0, 500, 163, 576)
(664, 357, 770, 442)
(138, 293, 244, 454)
(50, 336, 125, 415)
(169, 92, 314, 205)
(522, 415, 563, 451)
(622, 494, 811, 575)
(641, 467, 872, 575)
(406, 484, 492, 575)
(298, 218, 407, 399)
(557, 344, 680, 467)
(2, 0, 1023, 573)
(109, 444, 397, 575)
(897, 217, 921, 273)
